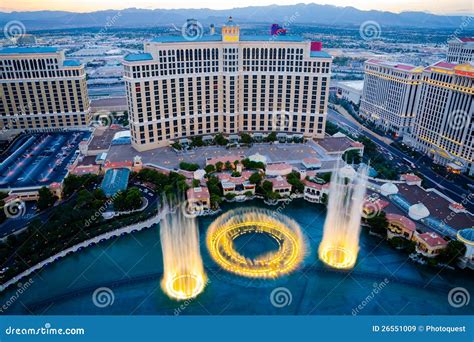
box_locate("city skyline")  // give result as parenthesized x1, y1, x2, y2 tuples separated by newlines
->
(0, 0, 472, 15)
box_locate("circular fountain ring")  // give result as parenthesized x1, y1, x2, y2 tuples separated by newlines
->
(206, 208, 305, 278)
(164, 273, 206, 300)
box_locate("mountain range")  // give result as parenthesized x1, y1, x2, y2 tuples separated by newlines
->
(0, 4, 472, 31)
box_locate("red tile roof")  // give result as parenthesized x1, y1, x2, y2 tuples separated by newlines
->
(187, 187, 210, 200)
(417, 232, 448, 248)
(459, 37, 474, 42)
(386, 213, 416, 232)
(269, 177, 291, 189)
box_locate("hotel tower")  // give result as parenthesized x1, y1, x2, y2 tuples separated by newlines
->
(123, 17, 332, 151)
(0, 47, 90, 131)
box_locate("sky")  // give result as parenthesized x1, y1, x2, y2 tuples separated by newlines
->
(0, 0, 472, 15)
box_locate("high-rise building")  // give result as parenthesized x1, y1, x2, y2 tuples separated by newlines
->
(447, 37, 474, 64)
(123, 17, 332, 151)
(410, 61, 473, 175)
(359, 59, 423, 136)
(0, 47, 91, 131)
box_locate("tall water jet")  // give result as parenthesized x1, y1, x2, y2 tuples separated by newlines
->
(160, 200, 206, 300)
(319, 165, 368, 270)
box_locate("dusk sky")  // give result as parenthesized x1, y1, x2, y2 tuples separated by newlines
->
(0, 0, 472, 15)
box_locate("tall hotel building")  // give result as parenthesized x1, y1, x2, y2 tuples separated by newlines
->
(359, 59, 423, 136)
(410, 61, 473, 175)
(0, 47, 90, 131)
(123, 18, 332, 151)
(447, 37, 474, 64)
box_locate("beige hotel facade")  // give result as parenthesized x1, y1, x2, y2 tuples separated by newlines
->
(123, 18, 333, 151)
(0, 47, 90, 131)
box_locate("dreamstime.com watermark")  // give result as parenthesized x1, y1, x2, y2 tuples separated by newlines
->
(84, 192, 120, 227)
(352, 278, 390, 315)
(0, 278, 34, 313)
(174, 279, 212, 315)
(4, 323, 85, 336)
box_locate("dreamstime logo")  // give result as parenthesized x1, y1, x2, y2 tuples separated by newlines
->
(352, 278, 389, 315)
(270, 287, 292, 308)
(447, 109, 469, 131)
(3, 20, 26, 40)
(92, 287, 115, 308)
(361, 199, 382, 219)
(181, 20, 203, 41)
(448, 287, 470, 308)
(92, 110, 114, 127)
(271, 111, 290, 131)
(4, 199, 26, 219)
(359, 21, 381, 41)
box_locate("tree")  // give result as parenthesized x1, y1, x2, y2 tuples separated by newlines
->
(231, 171, 241, 177)
(214, 133, 228, 146)
(210, 194, 222, 209)
(249, 172, 262, 185)
(215, 161, 224, 172)
(286, 171, 304, 193)
(343, 150, 362, 164)
(37, 187, 56, 211)
(225, 193, 236, 200)
(244, 191, 254, 197)
(320, 193, 328, 205)
(191, 136, 204, 147)
(204, 164, 215, 174)
(262, 180, 273, 193)
(366, 212, 388, 238)
(192, 179, 201, 187)
(266, 132, 277, 142)
(437, 240, 467, 266)
(206, 176, 222, 196)
(240, 133, 252, 144)
(225, 161, 232, 170)
(179, 162, 200, 171)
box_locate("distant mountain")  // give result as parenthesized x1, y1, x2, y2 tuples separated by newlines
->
(0, 4, 471, 31)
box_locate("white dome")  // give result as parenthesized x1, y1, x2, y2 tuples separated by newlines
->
(408, 203, 430, 221)
(380, 182, 398, 196)
(339, 165, 356, 179)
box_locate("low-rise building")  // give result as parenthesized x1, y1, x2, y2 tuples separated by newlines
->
(186, 186, 211, 213)
(218, 171, 256, 197)
(414, 232, 448, 257)
(302, 157, 322, 170)
(265, 163, 293, 177)
(303, 179, 329, 203)
(386, 213, 416, 240)
(336, 80, 364, 105)
(268, 176, 292, 197)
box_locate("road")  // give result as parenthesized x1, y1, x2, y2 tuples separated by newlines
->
(328, 108, 473, 212)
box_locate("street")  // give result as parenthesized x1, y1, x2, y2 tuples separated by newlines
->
(328, 108, 473, 212)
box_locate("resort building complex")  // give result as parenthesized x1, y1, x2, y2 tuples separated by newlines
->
(359, 59, 423, 136)
(410, 61, 473, 175)
(447, 37, 474, 64)
(0, 47, 90, 131)
(123, 17, 332, 151)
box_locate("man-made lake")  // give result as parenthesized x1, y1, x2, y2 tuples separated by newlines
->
(1, 200, 472, 315)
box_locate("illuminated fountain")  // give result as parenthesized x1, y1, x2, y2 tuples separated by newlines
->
(318, 165, 368, 270)
(207, 207, 305, 278)
(160, 200, 206, 300)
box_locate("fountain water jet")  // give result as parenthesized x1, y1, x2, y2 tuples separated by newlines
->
(160, 200, 206, 300)
(318, 165, 368, 270)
